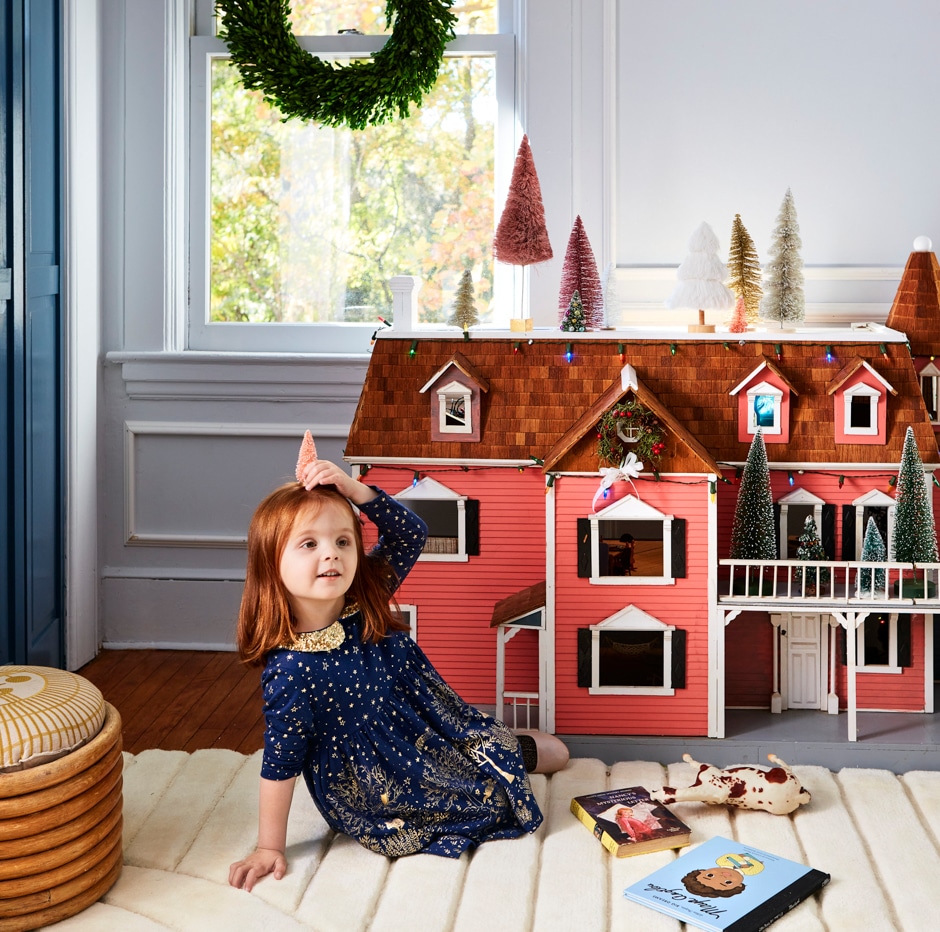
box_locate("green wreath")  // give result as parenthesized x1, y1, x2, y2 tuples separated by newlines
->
(597, 400, 666, 467)
(216, 0, 457, 130)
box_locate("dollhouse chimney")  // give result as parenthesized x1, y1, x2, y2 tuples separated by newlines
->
(389, 276, 422, 330)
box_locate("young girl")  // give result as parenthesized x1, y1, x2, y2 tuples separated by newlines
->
(229, 456, 544, 891)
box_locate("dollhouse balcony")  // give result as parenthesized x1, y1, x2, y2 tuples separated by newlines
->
(717, 559, 940, 610)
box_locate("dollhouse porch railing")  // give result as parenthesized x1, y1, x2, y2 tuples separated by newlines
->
(500, 692, 540, 730)
(718, 559, 940, 606)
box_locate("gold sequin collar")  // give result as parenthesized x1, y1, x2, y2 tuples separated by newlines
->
(279, 602, 359, 652)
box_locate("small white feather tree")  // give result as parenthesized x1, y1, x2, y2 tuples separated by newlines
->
(760, 188, 805, 328)
(665, 221, 735, 319)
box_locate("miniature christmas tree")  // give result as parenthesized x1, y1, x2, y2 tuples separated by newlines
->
(727, 213, 763, 324)
(492, 134, 553, 266)
(759, 189, 805, 328)
(560, 289, 586, 332)
(892, 426, 938, 563)
(794, 516, 830, 587)
(729, 430, 777, 560)
(295, 430, 317, 482)
(728, 296, 748, 334)
(665, 221, 735, 322)
(558, 216, 604, 329)
(858, 516, 887, 595)
(447, 270, 479, 332)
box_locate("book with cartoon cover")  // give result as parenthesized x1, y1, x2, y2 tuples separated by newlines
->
(570, 785, 691, 857)
(623, 835, 829, 931)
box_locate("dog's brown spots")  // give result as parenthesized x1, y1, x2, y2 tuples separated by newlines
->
(727, 779, 747, 798)
(765, 767, 788, 784)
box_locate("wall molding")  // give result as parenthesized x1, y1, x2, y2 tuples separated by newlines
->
(123, 420, 347, 547)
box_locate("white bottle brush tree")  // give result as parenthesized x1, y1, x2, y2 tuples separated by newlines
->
(665, 221, 735, 325)
(760, 188, 805, 328)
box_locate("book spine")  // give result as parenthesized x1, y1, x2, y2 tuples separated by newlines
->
(570, 800, 619, 856)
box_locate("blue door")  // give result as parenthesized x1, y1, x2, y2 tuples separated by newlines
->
(1, 0, 63, 666)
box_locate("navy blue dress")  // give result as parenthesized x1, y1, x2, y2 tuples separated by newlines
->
(260, 490, 543, 858)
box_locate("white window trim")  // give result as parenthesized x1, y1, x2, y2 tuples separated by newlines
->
(398, 604, 418, 641)
(395, 476, 468, 563)
(776, 487, 825, 560)
(843, 382, 880, 435)
(746, 381, 783, 435)
(188, 5, 516, 353)
(437, 380, 473, 434)
(853, 489, 896, 559)
(855, 612, 903, 674)
(588, 605, 676, 696)
(588, 495, 674, 585)
(921, 361, 940, 425)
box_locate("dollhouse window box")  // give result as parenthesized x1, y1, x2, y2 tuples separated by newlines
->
(576, 605, 686, 695)
(395, 477, 479, 562)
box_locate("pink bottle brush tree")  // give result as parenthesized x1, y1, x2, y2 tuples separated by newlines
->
(558, 215, 604, 329)
(492, 135, 553, 266)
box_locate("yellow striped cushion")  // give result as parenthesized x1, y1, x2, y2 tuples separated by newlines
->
(0, 666, 106, 772)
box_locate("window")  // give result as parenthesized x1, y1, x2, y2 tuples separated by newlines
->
(920, 361, 940, 424)
(842, 384, 879, 435)
(747, 382, 782, 434)
(397, 604, 417, 640)
(576, 605, 686, 695)
(419, 354, 488, 441)
(776, 488, 827, 560)
(853, 613, 911, 673)
(395, 477, 478, 562)
(577, 496, 685, 585)
(190, 1, 514, 353)
(842, 490, 895, 560)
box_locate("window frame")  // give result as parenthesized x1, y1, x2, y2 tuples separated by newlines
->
(855, 612, 906, 674)
(188, 4, 515, 353)
(584, 605, 680, 696)
(842, 382, 880, 436)
(920, 361, 940, 425)
(746, 381, 783, 435)
(437, 380, 473, 434)
(776, 487, 826, 560)
(585, 496, 677, 586)
(852, 490, 896, 559)
(394, 476, 473, 563)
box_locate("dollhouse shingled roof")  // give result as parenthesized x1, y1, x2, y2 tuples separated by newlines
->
(345, 335, 939, 471)
(884, 247, 940, 357)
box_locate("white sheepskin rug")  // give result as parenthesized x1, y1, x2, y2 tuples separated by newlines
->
(44, 749, 940, 931)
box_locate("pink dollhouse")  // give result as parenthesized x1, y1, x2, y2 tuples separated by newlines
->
(344, 244, 940, 744)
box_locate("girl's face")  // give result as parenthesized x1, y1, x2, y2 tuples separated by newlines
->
(279, 498, 359, 625)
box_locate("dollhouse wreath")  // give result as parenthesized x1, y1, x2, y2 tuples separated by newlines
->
(216, 0, 457, 130)
(597, 400, 666, 467)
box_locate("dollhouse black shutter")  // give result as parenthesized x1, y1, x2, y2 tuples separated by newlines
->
(897, 614, 912, 667)
(577, 519, 592, 577)
(671, 629, 687, 688)
(466, 499, 480, 555)
(841, 505, 856, 560)
(670, 519, 686, 578)
(576, 628, 592, 686)
(822, 505, 836, 559)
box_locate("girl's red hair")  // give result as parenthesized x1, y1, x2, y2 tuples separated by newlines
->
(236, 483, 408, 666)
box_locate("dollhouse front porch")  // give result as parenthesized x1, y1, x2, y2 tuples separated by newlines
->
(717, 557, 940, 744)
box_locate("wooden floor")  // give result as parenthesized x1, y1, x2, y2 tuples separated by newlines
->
(77, 649, 264, 755)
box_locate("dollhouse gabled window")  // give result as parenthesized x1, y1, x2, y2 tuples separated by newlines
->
(746, 381, 782, 435)
(842, 383, 879, 435)
(729, 361, 794, 444)
(419, 355, 488, 443)
(436, 380, 472, 434)
(394, 477, 479, 562)
(829, 359, 894, 445)
(576, 495, 685, 585)
(576, 605, 686, 696)
(775, 488, 832, 560)
(920, 361, 940, 424)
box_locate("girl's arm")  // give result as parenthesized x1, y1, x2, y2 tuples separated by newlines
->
(228, 776, 296, 891)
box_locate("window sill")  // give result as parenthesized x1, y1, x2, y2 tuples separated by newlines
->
(588, 687, 676, 696)
(590, 576, 675, 586)
(855, 665, 903, 675)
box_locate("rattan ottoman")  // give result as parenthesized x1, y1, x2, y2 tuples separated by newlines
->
(0, 667, 123, 931)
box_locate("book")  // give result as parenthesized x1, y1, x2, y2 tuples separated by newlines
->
(570, 785, 692, 857)
(623, 835, 830, 932)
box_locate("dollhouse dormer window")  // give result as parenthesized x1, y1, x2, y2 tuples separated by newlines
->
(394, 476, 479, 562)
(829, 359, 894, 445)
(746, 382, 782, 435)
(419, 354, 488, 443)
(729, 360, 794, 444)
(919, 361, 940, 425)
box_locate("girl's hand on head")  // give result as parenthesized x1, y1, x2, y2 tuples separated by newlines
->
(228, 847, 287, 892)
(299, 459, 378, 505)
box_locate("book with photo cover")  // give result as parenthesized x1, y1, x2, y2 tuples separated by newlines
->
(623, 835, 830, 932)
(570, 785, 692, 857)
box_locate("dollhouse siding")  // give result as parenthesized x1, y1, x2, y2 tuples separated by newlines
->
(552, 476, 710, 736)
(364, 467, 546, 706)
(725, 613, 775, 707)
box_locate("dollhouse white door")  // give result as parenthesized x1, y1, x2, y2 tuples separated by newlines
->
(786, 614, 822, 709)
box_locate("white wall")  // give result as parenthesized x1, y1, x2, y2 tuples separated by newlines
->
(80, 0, 940, 655)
